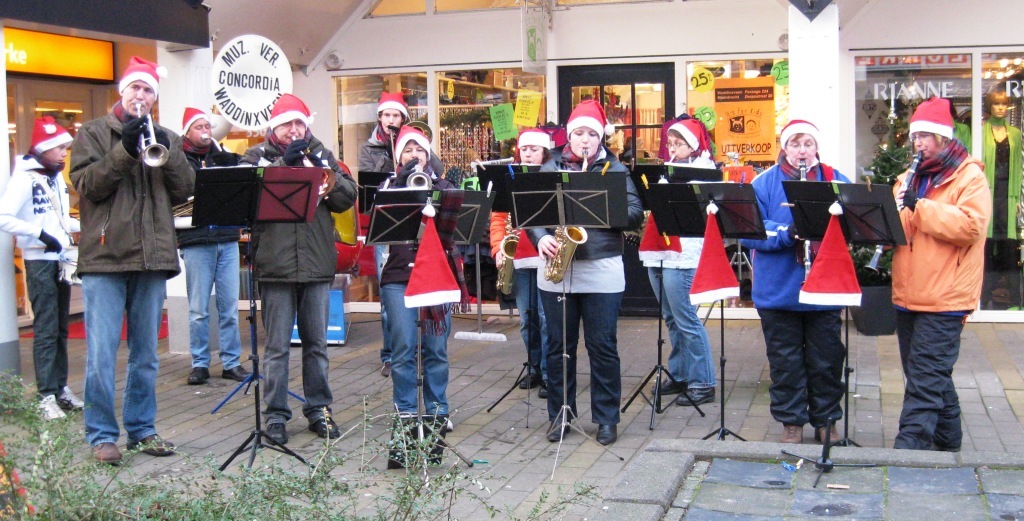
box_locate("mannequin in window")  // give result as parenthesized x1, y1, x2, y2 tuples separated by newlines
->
(981, 91, 1022, 309)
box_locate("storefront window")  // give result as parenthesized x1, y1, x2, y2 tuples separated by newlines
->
(336, 73, 429, 168)
(569, 83, 664, 165)
(368, 0, 426, 16)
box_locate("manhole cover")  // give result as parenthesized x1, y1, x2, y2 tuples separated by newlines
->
(809, 503, 856, 516)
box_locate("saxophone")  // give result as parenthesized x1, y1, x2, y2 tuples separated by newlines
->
(496, 217, 519, 295)
(544, 226, 588, 284)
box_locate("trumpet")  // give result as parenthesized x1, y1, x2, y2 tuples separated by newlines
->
(544, 226, 587, 284)
(135, 103, 168, 167)
(407, 162, 432, 189)
(496, 217, 518, 294)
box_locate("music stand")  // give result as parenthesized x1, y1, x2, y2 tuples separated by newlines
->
(692, 182, 766, 442)
(621, 168, 712, 427)
(356, 171, 392, 215)
(782, 417, 876, 488)
(195, 166, 321, 471)
(449, 190, 507, 343)
(508, 171, 627, 475)
(367, 188, 475, 469)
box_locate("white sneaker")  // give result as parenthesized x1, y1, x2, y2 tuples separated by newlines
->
(57, 386, 85, 411)
(446, 418, 455, 431)
(39, 395, 66, 420)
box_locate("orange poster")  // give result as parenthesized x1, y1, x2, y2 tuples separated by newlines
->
(712, 77, 776, 163)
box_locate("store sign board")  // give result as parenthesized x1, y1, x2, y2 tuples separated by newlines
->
(863, 78, 971, 100)
(3, 28, 113, 82)
(211, 35, 293, 131)
(713, 77, 776, 162)
(522, 6, 547, 75)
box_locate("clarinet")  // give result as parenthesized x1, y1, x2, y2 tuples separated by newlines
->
(799, 160, 811, 280)
(902, 152, 924, 208)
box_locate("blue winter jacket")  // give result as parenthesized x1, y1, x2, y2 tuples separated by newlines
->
(739, 163, 850, 311)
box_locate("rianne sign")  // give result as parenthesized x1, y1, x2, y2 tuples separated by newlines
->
(211, 35, 293, 131)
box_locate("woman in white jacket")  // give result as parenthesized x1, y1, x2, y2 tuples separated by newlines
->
(0, 117, 82, 419)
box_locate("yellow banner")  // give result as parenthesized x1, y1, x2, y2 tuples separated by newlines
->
(712, 77, 776, 162)
(513, 89, 543, 127)
(4, 28, 114, 82)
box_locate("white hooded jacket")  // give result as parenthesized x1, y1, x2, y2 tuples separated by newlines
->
(0, 155, 80, 261)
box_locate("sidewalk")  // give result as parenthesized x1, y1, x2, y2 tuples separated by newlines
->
(11, 313, 1024, 519)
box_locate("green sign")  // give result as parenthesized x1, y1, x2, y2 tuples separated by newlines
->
(693, 106, 717, 131)
(489, 103, 517, 141)
(771, 61, 789, 86)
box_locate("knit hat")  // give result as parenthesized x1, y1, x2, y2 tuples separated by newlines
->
(798, 203, 862, 306)
(119, 56, 166, 98)
(30, 116, 73, 154)
(638, 216, 682, 262)
(267, 93, 314, 130)
(689, 202, 739, 305)
(377, 92, 410, 119)
(780, 119, 821, 149)
(517, 128, 552, 150)
(566, 100, 615, 138)
(405, 204, 461, 308)
(909, 98, 954, 139)
(395, 126, 432, 156)
(181, 107, 210, 135)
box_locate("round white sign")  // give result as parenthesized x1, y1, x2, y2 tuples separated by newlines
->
(211, 35, 293, 131)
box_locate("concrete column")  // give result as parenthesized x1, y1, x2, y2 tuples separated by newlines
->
(0, 21, 21, 375)
(787, 3, 841, 162)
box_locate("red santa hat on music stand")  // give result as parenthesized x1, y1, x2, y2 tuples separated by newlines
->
(267, 93, 314, 130)
(119, 56, 167, 98)
(511, 230, 542, 269)
(30, 116, 73, 154)
(181, 107, 210, 135)
(377, 91, 410, 119)
(689, 202, 739, 305)
(798, 202, 862, 306)
(405, 203, 461, 308)
(638, 215, 682, 262)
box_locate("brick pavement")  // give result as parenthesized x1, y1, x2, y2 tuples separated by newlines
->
(11, 313, 1024, 519)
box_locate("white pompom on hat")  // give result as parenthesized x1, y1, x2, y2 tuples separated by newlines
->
(30, 116, 73, 154)
(181, 107, 210, 136)
(517, 128, 553, 150)
(909, 97, 954, 139)
(119, 56, 167, 98)
(267, 93, 314, 130)
(566, 100, 615, 139)
(780, 119, 821, 149)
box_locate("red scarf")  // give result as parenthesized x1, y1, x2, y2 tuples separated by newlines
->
(777, 150, 835, 182)
(182, 138, 210, 156)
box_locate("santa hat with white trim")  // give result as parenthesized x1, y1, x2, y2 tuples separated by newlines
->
(377, 92, 410, 119)
(267, 93, 314, 130)
(780, 119, 822, 148)
(517, 128, 552, 150)
(668, 118, 711, 158)
(798, 202, 862, 306)
(395, 125, 432, 156)
(119, 56, 167, 98)
(689, 202, 739, 305)
(909, 97, 954, 139)
(30, 116, 73, 154)
(405, 203, 462, 308)
(566, 100, 615, 138)
(181, 107, 210, 135)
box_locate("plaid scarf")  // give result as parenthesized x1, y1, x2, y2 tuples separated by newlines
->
(559, 144, 604, 170)
(910, 138, 969, 198)
(777, 151, 834, 182)
(182, 138, 210, 156)
(266, 128, 314, 156)
(111, 102, 133, 124)
(422, 188, 470, 334)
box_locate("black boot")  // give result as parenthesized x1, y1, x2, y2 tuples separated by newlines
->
(387, 415, 414, 470)
(428, 415, 449, 465)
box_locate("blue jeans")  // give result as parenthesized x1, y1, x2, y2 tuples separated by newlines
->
(894, 311, 964, 450)
(375, 245, 392, 363)
(381, 283, 450, 416)
(182, 242, 242, 370)
(25, 260, 71, 397)
(541, 290, 622, 426)
(82, 272, 166, 446)
(513, 268, 547, 379)
(647, 267, 716, 389)
(261, 281, 334, 424)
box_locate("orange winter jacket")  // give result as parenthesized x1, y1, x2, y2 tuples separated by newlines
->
(891, 157, 991, 312)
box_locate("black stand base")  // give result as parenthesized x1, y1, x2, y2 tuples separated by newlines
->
(832, 307, 860, 448)
(702, 300, 745, 442)
(782, 419, 875, 487)
(220, 425, 309, 471)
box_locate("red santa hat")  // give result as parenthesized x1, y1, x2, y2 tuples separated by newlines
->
(517, 128, 552, 150)
(511, 230, 542, 269)
(395, 126, 432, 156)
(798, 203, 862, 306)
(566, 100, 615, 139)
(267, 93, 314, 130)
(909, 97, 954, 139)
(119, 56, 167, 98)
(689, 202, 739, 305)
(181, 107, 210, 135)
(668, 119, 709, 155)
(377, 92, 410, 119)
(30, 116, 73, 154)
(638, 215, 682, 262)
(780, 119, 821, 149)
(405, 203, 461, 308)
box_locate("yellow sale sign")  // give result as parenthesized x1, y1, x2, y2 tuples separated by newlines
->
(712, 77, 777, 162)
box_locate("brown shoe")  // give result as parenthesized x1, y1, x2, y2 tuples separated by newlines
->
(815, 425, 840, 444)
(380, 361, 392, 378)
(92, 442, 123, 466)
(780, 424, 803, 444)
(127, 434, 176, 457)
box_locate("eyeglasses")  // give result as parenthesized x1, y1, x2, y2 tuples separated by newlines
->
(909, 133, 930, 142)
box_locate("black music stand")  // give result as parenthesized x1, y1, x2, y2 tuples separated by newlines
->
(450, 190, 505, 343)
(782, 417, 876, 488)
(356, 171, 392, 215)
(367, 189, 475, 469)
(692, 182, 765, 442)
(508, 171, 627, 475)
(195, 166, 322, 471)
(621, 168, 713, 427)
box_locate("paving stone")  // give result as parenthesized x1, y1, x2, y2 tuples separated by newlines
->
(792, 465, 885, 492)
(691, 482, 792, 517)
(703, 458, 794, 489)
(886, 493, 986, 521)
(979, 468, 1024, 494)
(789, 489, 883, 519)
(684, 508, 784, 520)
(985, 493, 1024, 521)
(590, 501, 664, 521)
(604, 450, 693, 505)
(886, 466, 980, 494)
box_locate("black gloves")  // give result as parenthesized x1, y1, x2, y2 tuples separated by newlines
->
(283, 140, 309, 166)
(38, 231, 62, 253)
(396, 158, 419, 185)
(206, 150, 240, 167)
(154, 127, 171, 151)
(903, 186, 919, 211)
(786, 222, 799, 241)
(121, 117, 148, 159)
(305, 152, 323, 167)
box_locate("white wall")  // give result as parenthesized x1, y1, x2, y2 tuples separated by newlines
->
(842, 0, 1023, 50)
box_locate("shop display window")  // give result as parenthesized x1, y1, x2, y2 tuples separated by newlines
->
(570, 83, 663, 163)
(436, 0, 518, 11)
(685, 59, 789, 171)
(368, 0, 426, 16)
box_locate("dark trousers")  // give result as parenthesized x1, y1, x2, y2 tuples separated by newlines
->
(541, 290, 622, 426)
(26, 260, 71, 397)
(894, 310, 964, 450)
(757, 308, 845, 428)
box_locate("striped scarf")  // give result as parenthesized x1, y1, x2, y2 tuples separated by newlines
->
(909, 138, 969, 198)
